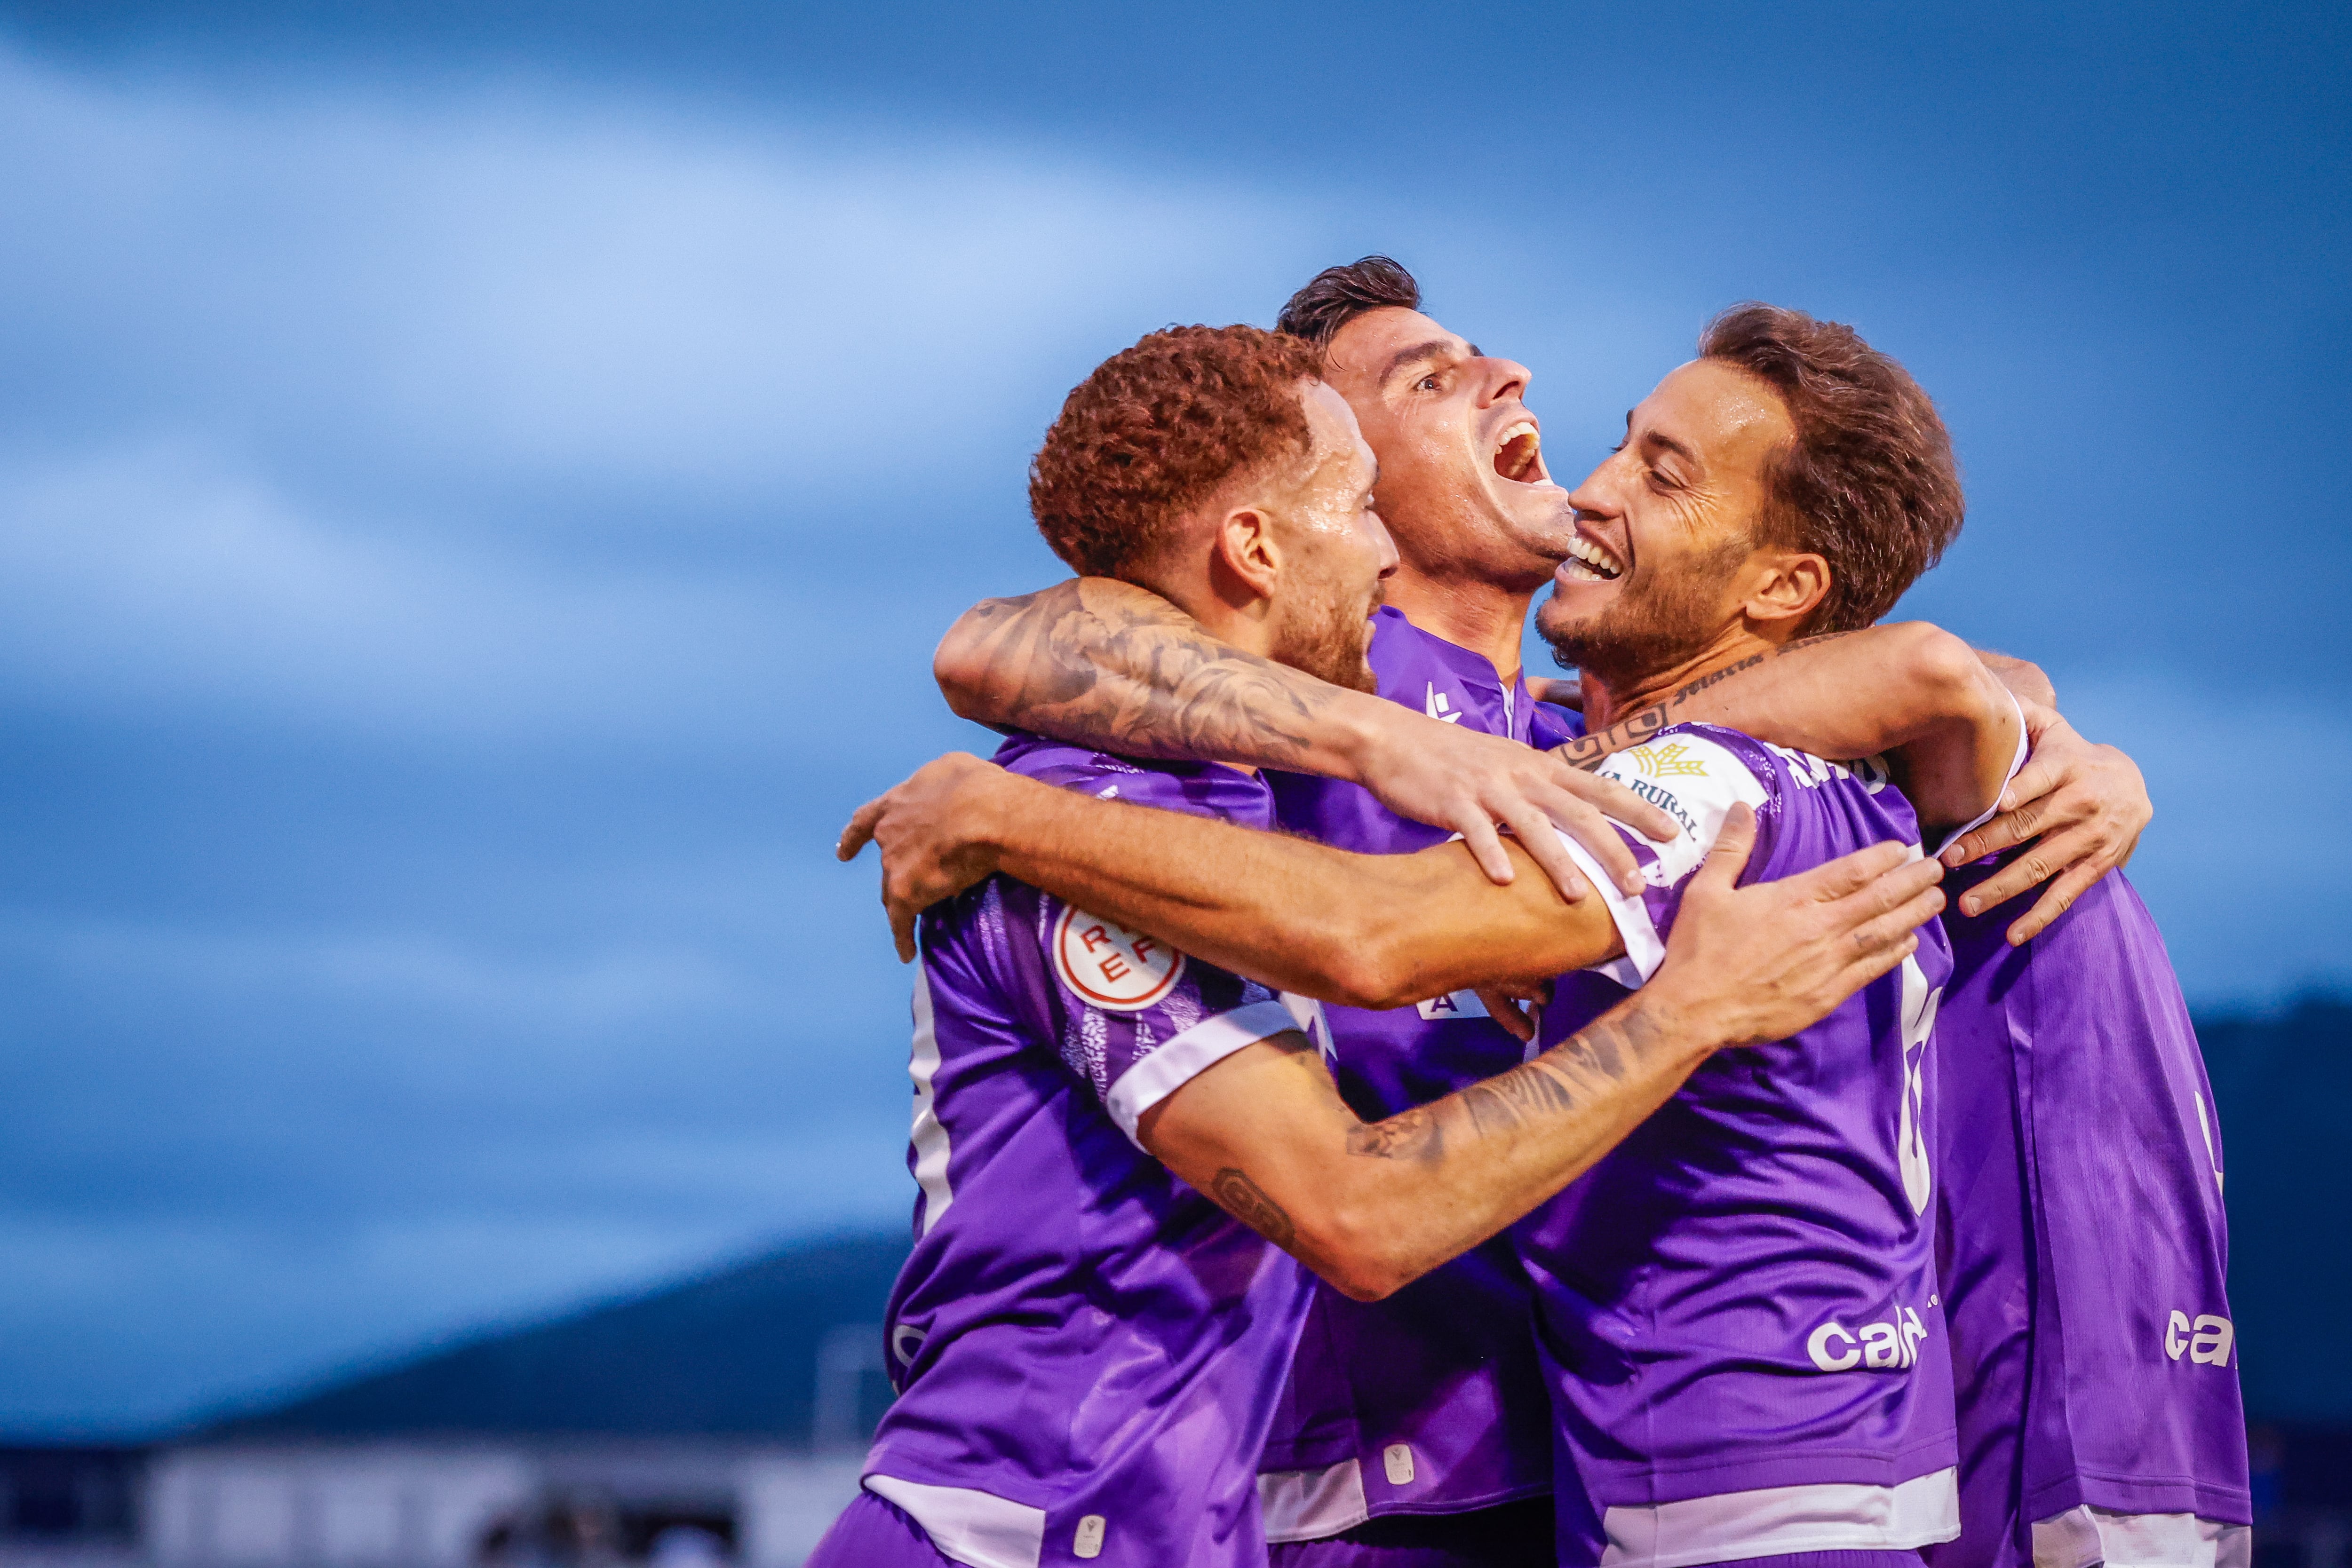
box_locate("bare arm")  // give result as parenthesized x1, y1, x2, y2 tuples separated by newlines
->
(1136, 806, 1946, 1300)
(840, 752, 1624, 1005)
(934, 578, 1676, 899)
(1546, 621, 2143, 941)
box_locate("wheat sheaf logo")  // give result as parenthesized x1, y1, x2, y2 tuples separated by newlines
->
(1628, 741, 1709, 779)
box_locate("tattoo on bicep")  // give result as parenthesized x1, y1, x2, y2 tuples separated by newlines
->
(1348, 1106, 1443, 1162)
(1209, 1167, 1296, 1248)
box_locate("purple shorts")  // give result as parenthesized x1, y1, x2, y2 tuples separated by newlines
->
(1270, 1497, 1555, 1568)
(804, 1490, 953, 1568)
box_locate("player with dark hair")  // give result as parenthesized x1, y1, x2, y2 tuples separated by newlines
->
(810, 325, 1950, 1568)
(923, 263, 2154, 1567)
(852, 308, 2038, 1565)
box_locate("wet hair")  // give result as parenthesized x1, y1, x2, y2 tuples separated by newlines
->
(1029, 324, 1325, 579)
(1276, 256, 1422, 350)
(1699, 303, 1964, 634)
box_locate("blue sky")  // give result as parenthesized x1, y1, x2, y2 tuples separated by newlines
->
(0, 0, 2344, 1433)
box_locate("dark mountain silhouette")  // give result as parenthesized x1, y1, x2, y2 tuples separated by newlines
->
(176, 998, 2349, 1444)
(194, 1231, 909, 1441)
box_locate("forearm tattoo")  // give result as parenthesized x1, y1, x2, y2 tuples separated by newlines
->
(949, 583, 1340, 767)
(1345, 1009, 1650, 1162)
(1552, 631, 1861, 771)
(1209, 1167, 1296, 1247)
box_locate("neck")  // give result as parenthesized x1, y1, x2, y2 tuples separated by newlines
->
(1579, 624, 1781, 732)
(1383, 566, 1531, 684)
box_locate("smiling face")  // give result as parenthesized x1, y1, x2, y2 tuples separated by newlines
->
(1535, 357, 1800, 697)
(1317, 307, 1574, 591)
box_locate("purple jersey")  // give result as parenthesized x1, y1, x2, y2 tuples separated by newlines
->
(1521, 723, 1961, 1568)
(859, 733, 1316, 1568)
(1253, 607, 1558, 1542)
(1924, 861, 2249, 1568)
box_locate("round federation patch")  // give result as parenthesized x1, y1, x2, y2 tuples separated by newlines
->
(1051, 904, 1185, 1012)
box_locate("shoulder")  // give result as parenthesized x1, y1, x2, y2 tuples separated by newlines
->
(990, 730, 1273, 827)
(1594, 725, 1777, 817)
(1589, 725, 1778, 887)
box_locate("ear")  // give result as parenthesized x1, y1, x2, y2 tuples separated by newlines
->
(1742, 550, 1831, 631)
(1209, 505, 1282, 606)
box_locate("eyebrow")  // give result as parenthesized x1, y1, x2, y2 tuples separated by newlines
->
(1624, 411, 1697, 465)
(1381, 338, 1462, 385)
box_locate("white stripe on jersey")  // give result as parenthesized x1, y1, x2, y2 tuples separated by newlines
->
(909, 966, 955, 1235)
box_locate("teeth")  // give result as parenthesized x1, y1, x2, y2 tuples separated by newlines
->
(1497, 420, 1538, 449)
(1565, 533, 1622, 579)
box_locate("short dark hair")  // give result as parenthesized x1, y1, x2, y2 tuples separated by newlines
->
(1698, 303, 1963, 634)
(1029, 324, 1325, 579)
(1276, 256, 1422, 349)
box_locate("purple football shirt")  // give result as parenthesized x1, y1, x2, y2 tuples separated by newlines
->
(1254, 607, 1562, 1542)
(855, 732, 1316, 1568)
(1521, 723, 1961, 1568)
(1924, 862, 2250, 1568)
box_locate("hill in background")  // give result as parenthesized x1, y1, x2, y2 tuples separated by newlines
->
(177, 998, 2346, 1441)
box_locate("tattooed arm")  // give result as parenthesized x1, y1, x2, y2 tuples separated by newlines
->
(1547, 620, 2144, 943)
(1133, 804, 1943, 1300)
(934, 578, 1675, 900)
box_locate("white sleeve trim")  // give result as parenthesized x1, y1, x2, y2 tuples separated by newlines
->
(1104, 999, 1302, 1148)
(1259, 1457, 1370, 1544)
(1931, 687, 2031, 856)
(1600, 1466, 1958, 1568)
(1550, 830, 1666, 990)
(862, 1473, 1044, 1568)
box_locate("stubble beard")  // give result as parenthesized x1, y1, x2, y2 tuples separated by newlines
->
(1539, 537, 1748, 694)
(1272, 580, 1383, 695)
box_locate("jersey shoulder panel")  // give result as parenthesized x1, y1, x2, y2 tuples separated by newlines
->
(1591, 724, 1778, 887)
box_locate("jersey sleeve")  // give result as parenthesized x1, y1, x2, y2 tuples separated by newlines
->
(1037, 897, 1300, 1148)
(1544, 732, 1773, 991)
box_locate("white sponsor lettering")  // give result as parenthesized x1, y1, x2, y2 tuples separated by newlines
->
(1809, 1307, 1928, 1372)
(1808, 1321, 1860, 1370)
(2169, 1310, 2234, 1365)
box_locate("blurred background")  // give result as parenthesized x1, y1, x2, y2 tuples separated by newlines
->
(0, 1, 2345, 1564)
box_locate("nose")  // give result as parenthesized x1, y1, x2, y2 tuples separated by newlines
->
(1478, 355, 1533, 407)
(1369, 509, 1401, 578)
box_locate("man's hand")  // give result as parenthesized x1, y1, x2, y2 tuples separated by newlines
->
(1652, 805, 1947, 1046)
(1354, 704, 1675, 901)
(1937, 701, 2152, 945)
(837, 753, 1009, 961)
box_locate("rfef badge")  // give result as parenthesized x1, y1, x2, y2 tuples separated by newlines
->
(1051, 905, 1185, 1011)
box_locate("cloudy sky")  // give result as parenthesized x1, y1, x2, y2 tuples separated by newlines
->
(1, 0, 2344, 1433)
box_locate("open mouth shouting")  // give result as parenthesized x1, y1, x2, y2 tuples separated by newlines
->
(1560, 529, 1624, 583)
(1493, 419, 1551, 485)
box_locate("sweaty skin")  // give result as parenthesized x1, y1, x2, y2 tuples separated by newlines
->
(936, 307, 2149, 947)
(864, 360, 1953, 1308)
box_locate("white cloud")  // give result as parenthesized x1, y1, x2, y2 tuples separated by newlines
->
(0, 44, 1334, 739)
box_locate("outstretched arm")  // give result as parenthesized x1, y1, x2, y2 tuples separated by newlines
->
(841, 752, 1626, 1005)
(1543, 621, 2144, 943)
(934, 578, 1676, 900)
(1136, 806, 1945, 1301)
